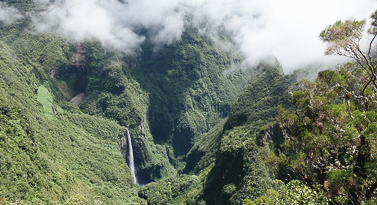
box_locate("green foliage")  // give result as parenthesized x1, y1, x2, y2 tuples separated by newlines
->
(243, 199, 256, 205)
(251, 180, 329, 205)
(276, 64, 377, 204)
(319, 19, 365, 46)
(185, 59, 296, 205)
(0, 20, 146, 204)
(0, 0, 34, 12)
(319, 10, 377, 95)
(63, 195, 90, 205)
(184, 118, 226, 173)
(138, 175, 200, 205)
(222, 183, 237, 195)
(79, 26, 251, 183)
(226, 58, 294, 130)
(368, 10, 377, 34)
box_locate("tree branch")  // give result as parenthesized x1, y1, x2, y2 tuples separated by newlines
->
(362, 79, 372, 93)
(368, 33, 377, 69)
(356, 46, 374, 72)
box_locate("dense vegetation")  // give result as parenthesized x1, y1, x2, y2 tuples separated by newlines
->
(77, 25, 251, 184)
(249, 10, 377, 205)
(0, 25, 144, 204)
(0, 1, 252, 204)
(2, 1, 377, 204)
(137, 58, 296, 205)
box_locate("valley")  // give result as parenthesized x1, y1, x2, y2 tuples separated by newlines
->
(1, 1, 377, 204)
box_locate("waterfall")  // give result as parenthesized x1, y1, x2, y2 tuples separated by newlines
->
(126, 128, 138, 185)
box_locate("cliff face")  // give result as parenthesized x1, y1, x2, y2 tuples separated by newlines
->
(118, 129, 129, 164)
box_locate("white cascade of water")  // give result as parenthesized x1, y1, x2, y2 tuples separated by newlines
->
(126, 128, 138, 184)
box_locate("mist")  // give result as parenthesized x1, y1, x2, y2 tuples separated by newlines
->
(0, 2, 22, 24)
(187, 0, 376, 71)
(15, 0, 377, 71)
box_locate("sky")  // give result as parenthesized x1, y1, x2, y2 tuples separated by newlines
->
(2, 0, 377, 72)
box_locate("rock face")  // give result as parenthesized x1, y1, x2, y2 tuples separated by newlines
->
(119, 130, 128, 161)
(69, 93, 85, 106)
(70, 45, 86, 67)
(256, 124, 285, 146)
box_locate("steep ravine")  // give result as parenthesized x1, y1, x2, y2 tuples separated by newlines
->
(76, 27, 252, 184)
(138, 58, 297, 204)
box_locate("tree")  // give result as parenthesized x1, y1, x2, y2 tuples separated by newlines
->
(319, 12, 377, 93)
(277, 65, 377, 204)
(273, 10, 377, 204)
(246, 180, 328, 205)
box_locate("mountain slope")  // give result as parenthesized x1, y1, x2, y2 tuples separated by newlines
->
(137, 58, 297, 204)
(0, 33, 145, 204)
(0, 4, 254, 203)
(185, 58, 296, 204)
(77, 26, 252, 184)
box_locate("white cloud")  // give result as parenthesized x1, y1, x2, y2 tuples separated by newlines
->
(33, 0, 144, 53)
(263, 0, 377, 71)
(31, 0, 377, 70)
(119, 0, 185, 46)
(188, 0, 376, 71)
(0, 2, 22, 24)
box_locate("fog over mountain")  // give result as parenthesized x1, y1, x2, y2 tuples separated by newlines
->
(0, 2, 21, 24)
(4, 0, 377, 71)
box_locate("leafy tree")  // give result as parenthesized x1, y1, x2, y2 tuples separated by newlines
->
(138, 175, 200, 205)
(319, 11, 377, 92)
(277, 65, 377, 204)
(63, 195, 90, 205)
(272, 10, 377, 204)
(247, 180, 328, 205)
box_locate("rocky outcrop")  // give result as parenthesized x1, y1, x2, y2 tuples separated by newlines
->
(119, 129, 129, 162)
(70, 45, 86, 67)
(256, 124, 284, 147)
(69, 93, 85, 106)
